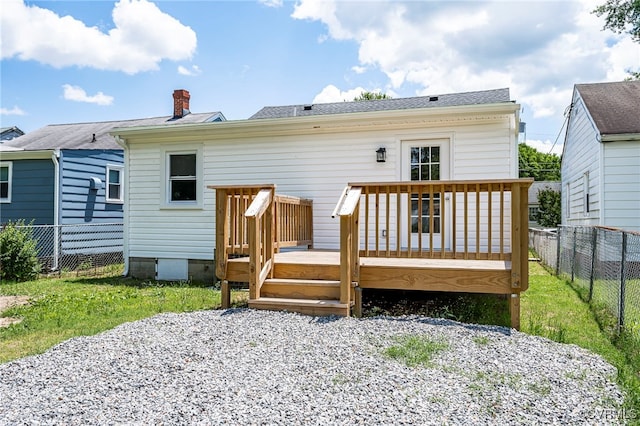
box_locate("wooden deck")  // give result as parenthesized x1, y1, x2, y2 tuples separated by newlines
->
(211, 179, 532, 329)
(227, 250, 514, 314)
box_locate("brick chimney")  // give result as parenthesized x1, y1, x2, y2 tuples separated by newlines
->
(173, 89, 190, 118)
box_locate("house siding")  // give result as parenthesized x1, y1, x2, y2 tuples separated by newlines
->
(126, 117, 517, 277)
(59, 150, 124, 225)
(602, 140, 640, 231)
(0, 159, 54, 225)
(561, 94, 601, 227)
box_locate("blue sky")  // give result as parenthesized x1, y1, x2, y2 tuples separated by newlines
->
(1, 0, 638, 155)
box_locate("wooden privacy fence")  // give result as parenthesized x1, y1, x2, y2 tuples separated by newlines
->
(209, 185, 313, 300)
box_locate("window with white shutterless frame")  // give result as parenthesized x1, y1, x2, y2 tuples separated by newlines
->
(0, 162, 12, 203)
(161, 146, 203, 208)
(106, 164, 124, 203)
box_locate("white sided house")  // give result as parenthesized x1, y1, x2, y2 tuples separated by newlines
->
(113, 88, 522, 283)
(561, 81, 640, 232)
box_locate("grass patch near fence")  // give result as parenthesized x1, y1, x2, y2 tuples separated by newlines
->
(0, 273, 248, 364)
(522, 261, 640, 421)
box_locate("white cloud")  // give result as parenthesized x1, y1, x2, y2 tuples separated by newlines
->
(62, 85, 114, 106)
(292, 0, 639, 121)
(524, 139, 564, 157)
(178, 64, 202, 76)
(259, 0, 283, 7)
(0, 106, 26, 116)
(351, 65, 367, 74)
(0, 0, 196, 74)
(313, 84, 393, 103)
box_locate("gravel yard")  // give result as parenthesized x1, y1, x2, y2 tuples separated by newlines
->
(0, 309, 624, 425)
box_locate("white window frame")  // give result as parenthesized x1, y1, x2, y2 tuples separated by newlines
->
(0, 161, 12, 203)
(583, 172, 590, 216)
(106, 164, 124, 204)
(161, 146, 203, 209)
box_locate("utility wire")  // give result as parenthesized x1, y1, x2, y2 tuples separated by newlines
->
(548, 104, 572, 156)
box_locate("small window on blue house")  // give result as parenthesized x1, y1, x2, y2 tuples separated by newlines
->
(106, 165, 123, 203)
(0, 162, 12, 203)
(169, 153, 197, 202)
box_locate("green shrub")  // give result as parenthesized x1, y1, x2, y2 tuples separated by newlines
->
(536, 188, 561, 227)
(0, 220, 40, 282)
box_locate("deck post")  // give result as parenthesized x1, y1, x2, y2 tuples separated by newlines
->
(510, 182, 522, 290)
(510, 293, 520, 330)
(340, 215, 352, 313)
(221, 280, 230, 309)
(248, 215, 260, 300)
(353, 286, 363, 318)
(519, 183, 530, 292)
(215, 188, 229, 281)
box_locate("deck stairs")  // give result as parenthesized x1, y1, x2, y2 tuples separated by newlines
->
(248, 257, 355, 316)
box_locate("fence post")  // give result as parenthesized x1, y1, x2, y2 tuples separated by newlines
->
(619, 232, 627, 331)
(588, 227, 597, 302)
(571, 227, 577, 282)
(555, 226, 562, 276)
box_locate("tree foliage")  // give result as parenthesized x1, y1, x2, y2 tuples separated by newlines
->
(0, 220, 41, 282)
(594, 0, 640, 79)
(353, 91, 392, 101)
(594, 0, 640, 41)
(536, 188, 561, 227)
(518, 143, 561, 181)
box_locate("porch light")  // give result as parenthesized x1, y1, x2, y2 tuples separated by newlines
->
(376, 147, 386, 163)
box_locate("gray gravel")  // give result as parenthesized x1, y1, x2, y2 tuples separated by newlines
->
(0, 309, 625, 425)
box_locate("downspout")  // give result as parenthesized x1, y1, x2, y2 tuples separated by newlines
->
(51, 150, 60, 270)
(114, 135, 129, 276)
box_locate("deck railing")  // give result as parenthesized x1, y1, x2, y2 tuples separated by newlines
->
(274, 194, 314, 250)
(335, 179, 533, 295)
(209, 185, 314, 300)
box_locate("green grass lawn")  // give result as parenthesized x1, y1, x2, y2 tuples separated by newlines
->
(522, 261, 640, 422)
(0, 273, 247, 364)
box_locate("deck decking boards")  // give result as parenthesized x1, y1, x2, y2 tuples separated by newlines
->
(229, 250, 510, 270)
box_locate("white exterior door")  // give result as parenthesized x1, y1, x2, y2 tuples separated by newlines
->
(401, 139, 450, 250)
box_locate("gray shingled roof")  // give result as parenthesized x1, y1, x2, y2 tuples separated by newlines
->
(1, 112, 224, 151)
(576, 81, 640, 136)
(249, 88, 511, 119)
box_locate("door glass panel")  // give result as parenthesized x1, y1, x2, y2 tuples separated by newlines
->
(409, 145, 441, 236)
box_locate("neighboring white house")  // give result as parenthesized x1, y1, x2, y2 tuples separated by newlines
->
(112, 88, 521, 281)
(528, 181, 561, 228)
(561, 81, 640, 232)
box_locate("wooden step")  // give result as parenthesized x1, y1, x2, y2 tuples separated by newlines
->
(273, 262, 340, 281)
(249, 297, 351, 317)
(261, 278, 341, 300)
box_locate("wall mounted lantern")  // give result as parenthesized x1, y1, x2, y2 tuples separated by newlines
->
(376, 147, 386, 163)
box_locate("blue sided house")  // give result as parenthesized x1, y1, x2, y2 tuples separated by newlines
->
(0, 89, 224, 269)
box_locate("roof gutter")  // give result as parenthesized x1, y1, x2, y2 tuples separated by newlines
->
(0, 149, 54, 160)
(600, 133, 640, 142)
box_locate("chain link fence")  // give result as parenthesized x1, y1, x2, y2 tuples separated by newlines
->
(530, 225, 640, 336)
(13, 223, 124, 276)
